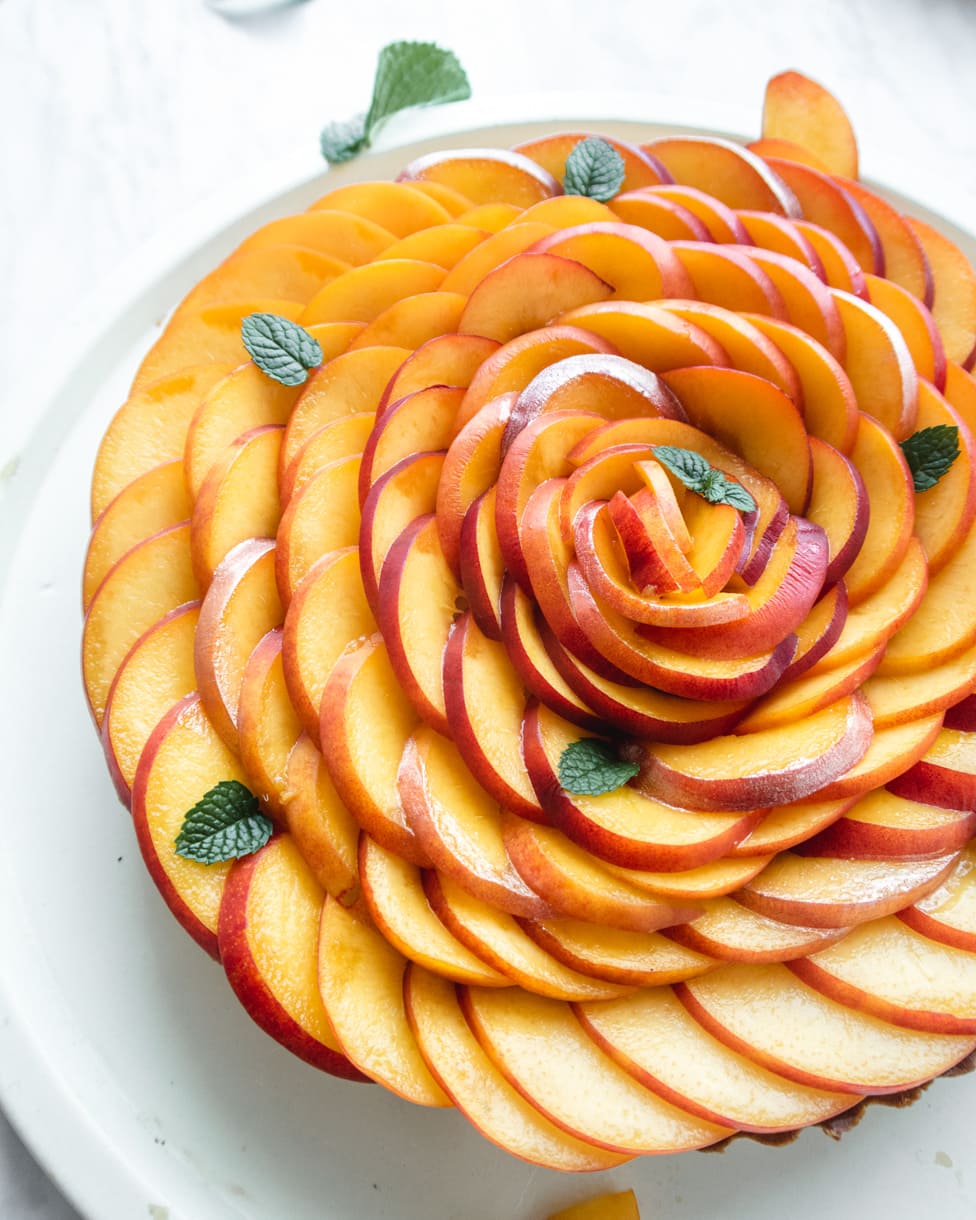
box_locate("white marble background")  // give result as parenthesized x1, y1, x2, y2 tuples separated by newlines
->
(1, 0, 975, 1215)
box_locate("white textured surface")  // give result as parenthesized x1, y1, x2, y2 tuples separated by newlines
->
(2, 0, 976, 1215)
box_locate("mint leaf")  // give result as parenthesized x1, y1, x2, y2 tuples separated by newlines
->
(320, 113, 369, 164)
(653, 445, 712, 486)
(900, 424, 960, 492)
(562, 138, 626, 202)
(558, 738, 638, 797)
(175, 780, 273, 865)
(242, 313, 322, 386)
(719, 479, 759, 513)
(321, 42, 471, 166)
(652, 445, 757, 513)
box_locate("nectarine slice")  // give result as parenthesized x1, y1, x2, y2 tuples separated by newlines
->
(667, 242, 786, 317)
(358, 836, 509, 986)
(358, 384, 462, 506)
(384, 332, 503, 415)
(661, 365, 811, 513)
(502, 814, 702, 934)
(425, 873, 632, 1002)
(864, 639, 976, 728)
(184, 362, 304, 500)
(348, 290, 467, 350)
(738, 849, 957, 929)
(514, 132, 670, 192)
(360, 451, 444, 609)
(665, 897, 848, 962)
(397, 726, 550, 919)
(318, 634, 427, 866)
(800, 787, 976, 861)
(545, 1188, 640, 1220)
(280, 345, 409, 479)
(609, 190, 712, 242)
(864, 273, 944, 386)
(656, 300, 800, 402)
(730, 796, 856, 858)
(282, 546, 376, 742)
(275, 454, 362, 605)
(645, 135, 799, 215)
(524, 704, 760, 871)
(307, 180, 454, 237)
(792, 916, 976, 1035)
(281, 733, 358, 902)
(317, 897, 450, 1105)
(280, 412, 375, 504)
(91, 364, 231, 520)
(522, 918, 715, 989)
(643, 184, 749, 243)
(905, 215, 976, 365)
(900, 843, 976, 953)
(102, 602, 200, 802)
(236, 628, 300, 819)
(578, 986, 854, 1134)
(680, 962, 976, 1094)
(195, 538, 283, 750)
(373, 224, 488, 270)
(190, 424, 282, 586)
(376, 514, 458, 733)
(83, 522, 200, 727)
(880, 518, 976, 674)
(404, 964, 629, 1170)
(84, 461, 192, 610)
(559, 300, 728, 372)
(130, 694, 238, 958)
(635, 694, 873, 812)
(905, 382, 976, 574)
(765, 160, 880, 273)
(302, 258, 446, 326)
(460, 986, 731, 1153)
(888, 726, 976, 811)
(399, 147, 559, 208)
(459, 488, 506, 640)
(131, 299, 304, 396)
(440, 221, 557, 296)
(442, 613, 544, 820)
(840, 414, 916, 605)
(238, 207, 396, 264)
(458, 251, 614, 343)
(761, 70, 859, 179)
(218, 834, 366, 1078)
(454, 325, 614, 434)
(531, 222, 694, 302)
(831, 289, 919, 440)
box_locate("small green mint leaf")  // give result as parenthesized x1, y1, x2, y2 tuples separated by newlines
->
(652, 445, 712, 488)
(698, 469, 726, 502)
(720, 479, 758, 513)
(366, 41, 471, 133)
(652, 445, 756, 512)
(558, 738, 639, 797)
(320, 113, 369, 164)
(562, 137, 626, 202)
(174, 780, 273, 865)
(242, 313, 322, 386)
(320, 43, 470, 166)
(900, 424, 960, 492)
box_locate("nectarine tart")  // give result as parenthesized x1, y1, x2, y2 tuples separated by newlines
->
(83, 70, 976, 1167)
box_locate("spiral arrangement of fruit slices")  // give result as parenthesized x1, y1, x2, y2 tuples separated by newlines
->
(82, 71, 976, 1167)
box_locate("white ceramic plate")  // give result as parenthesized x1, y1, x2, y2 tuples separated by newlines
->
(3, 96, 976, 1220)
